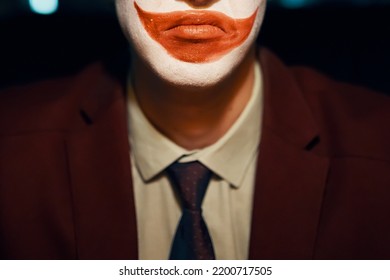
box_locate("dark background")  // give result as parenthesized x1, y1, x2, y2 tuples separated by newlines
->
(0, 0, 389, 94)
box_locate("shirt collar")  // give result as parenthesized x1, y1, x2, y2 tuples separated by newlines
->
(128, 61, 263, 188)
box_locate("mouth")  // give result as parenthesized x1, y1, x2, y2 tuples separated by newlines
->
(160, 11, 229, 41)
(134, 2, 258, 63)
(136, 5, 234, 41)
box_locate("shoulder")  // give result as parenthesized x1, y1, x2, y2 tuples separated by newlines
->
(0, 62, 124, 136)
(291, 65, 389, 116)
(291, 62, 390, 160)
(261, 49, 390, 162)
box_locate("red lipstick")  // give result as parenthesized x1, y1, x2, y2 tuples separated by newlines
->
(135, 2, 258, 63)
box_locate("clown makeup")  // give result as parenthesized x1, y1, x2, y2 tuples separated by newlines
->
(116, 0, 266, 87)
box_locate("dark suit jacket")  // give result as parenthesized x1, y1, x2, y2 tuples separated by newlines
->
(0, 49, 389, 260)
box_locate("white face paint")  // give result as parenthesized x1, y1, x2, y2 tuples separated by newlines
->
(116, 0, 266, 87)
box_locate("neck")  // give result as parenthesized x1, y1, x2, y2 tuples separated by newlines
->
(132, 48, 256, 150)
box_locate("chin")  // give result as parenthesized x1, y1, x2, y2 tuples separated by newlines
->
(148, 57, 239, 89)
(138, 33, 257, 89)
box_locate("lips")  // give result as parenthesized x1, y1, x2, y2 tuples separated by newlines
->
(135, 2, 258, 63)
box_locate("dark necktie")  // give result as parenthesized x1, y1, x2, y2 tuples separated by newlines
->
(166, 161, 216, 260)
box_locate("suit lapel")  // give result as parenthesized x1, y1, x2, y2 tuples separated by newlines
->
(65, 63, 138, 259)
(249, 49, 330, 259)
(249, 129, 329, 259)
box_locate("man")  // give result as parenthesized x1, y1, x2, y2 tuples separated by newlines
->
(0, 0, 389, 260)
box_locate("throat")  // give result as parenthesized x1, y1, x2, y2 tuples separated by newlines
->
(131, 49, 256, 150)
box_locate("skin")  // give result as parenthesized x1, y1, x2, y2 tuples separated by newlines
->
(116, 0, 266, 150)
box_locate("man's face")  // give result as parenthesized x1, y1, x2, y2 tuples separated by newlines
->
(116, 0, 266, 87)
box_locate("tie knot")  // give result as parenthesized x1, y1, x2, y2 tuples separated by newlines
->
(167, 161, 212, 211)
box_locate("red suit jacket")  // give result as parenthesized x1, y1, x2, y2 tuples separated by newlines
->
(0, 49, 389, 259)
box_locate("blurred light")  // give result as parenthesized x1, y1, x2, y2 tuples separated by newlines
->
(279, 0, 308, 8)
(29, 0, 59, 15)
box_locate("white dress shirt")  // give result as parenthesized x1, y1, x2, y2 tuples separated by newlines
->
(127, 61, 263, 259)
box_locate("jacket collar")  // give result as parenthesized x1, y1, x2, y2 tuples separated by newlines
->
(259, 48, 319, 148)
